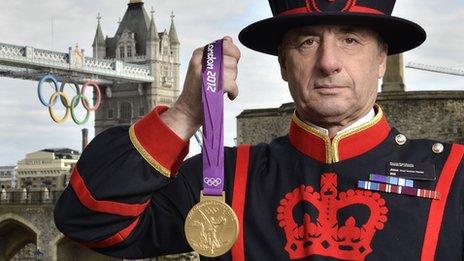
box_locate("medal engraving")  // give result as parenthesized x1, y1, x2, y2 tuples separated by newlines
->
(185, 199, 239, 257)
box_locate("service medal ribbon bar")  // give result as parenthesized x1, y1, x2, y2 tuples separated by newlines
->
(358, 180, 441, 200)
(369, 174, 414, 187)
(184, 39, 239, 257)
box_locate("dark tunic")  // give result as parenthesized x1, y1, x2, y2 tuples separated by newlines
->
(54, 105, 464, 260)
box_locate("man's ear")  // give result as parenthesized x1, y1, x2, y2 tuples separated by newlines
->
(378, 45, 388, 79)
(278, 46, 288, 82)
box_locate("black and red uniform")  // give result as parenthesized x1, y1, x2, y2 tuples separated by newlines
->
(54, 105, 464, 260)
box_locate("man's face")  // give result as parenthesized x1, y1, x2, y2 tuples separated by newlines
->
(279, 25, 387, 127)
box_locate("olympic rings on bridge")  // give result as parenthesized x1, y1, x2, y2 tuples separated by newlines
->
(81, 81, 101, 111)
(48, 92, 71, 124)
(37, 74, 101, 125)
(70, 94, 91, 125)
(38, 75, 59, 107)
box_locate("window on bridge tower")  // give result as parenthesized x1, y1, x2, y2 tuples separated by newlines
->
(127, 46, 132, 57)
(107, 108, 114, 119)
(119, 47, 125, 59)
(120, 102, 133, 123)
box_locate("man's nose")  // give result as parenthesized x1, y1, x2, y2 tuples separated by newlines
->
(317, 40, 342, 76)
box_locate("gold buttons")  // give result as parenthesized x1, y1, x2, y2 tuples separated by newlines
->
(395, 134, 407, 145)
(432, 143, 444, 154)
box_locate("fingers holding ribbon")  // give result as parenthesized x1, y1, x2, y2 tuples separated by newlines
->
(37, 75, 101, 125)
(222, 37, 241, 101)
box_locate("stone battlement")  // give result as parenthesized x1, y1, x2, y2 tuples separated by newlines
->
(0, 188, 63, 205)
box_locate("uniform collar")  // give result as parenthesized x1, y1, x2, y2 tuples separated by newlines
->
(304, 108, 375, 136)
(288, 105, 391, 163)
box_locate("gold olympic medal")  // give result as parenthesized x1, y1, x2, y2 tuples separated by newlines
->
(184, 196, 239, 257)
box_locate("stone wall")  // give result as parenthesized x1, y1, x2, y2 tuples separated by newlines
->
(0, 190, 199, 261)
(377, 91, 464, 143)
(237, 104, 293, 145)
(0, 204, 62, 261)
(237, 91, 464, 145)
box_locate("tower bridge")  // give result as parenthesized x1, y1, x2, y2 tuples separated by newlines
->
(0, 0, 181, 133)
(0, 0, 192, 259)
(0, 42, 154, 85)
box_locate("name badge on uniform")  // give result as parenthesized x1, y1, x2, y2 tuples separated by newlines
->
(386, 161, 436, 181)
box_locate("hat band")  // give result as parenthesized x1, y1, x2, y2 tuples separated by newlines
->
(279, 5, 385, 17)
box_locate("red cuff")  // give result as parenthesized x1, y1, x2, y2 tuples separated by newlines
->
(70, 167, 150, 217)
(129, 106, 189, 178)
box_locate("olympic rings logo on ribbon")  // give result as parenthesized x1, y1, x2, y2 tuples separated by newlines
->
(37, 74, 102, 125)
(203, 177, 222, 187)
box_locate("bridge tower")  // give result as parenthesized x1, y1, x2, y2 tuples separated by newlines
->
(93, 0, 180, 134)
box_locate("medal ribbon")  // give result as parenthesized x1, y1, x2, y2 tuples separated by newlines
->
(201, 39, 224, 196)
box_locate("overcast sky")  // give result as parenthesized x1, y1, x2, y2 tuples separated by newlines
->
(0, 0, 463, 165)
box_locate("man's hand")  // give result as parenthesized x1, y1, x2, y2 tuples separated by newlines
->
(160, 36, 241, 141)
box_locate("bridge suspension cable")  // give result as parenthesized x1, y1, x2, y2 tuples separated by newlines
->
(406, 62, 464, 77)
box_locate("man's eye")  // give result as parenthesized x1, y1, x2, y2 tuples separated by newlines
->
(300, 39, 317, 48)
(344, 37, 358, 44)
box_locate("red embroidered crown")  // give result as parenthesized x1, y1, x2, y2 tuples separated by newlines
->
(277, 173, 388, 260)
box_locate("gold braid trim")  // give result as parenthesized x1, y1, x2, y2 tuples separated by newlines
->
(332, 106, 384, 162)
(129, 125, 171, 178)
(291, 105, 384, 163)
(292, 113, 332, 163)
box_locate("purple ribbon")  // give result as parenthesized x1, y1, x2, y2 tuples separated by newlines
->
(201, 39, 224, 196)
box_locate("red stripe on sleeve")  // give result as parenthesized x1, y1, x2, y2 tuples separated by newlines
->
(70, 167, 150, 217)
(231, 144, 251, 260)
(80, 216, 141, 249)
(421, 144, 464, 260)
